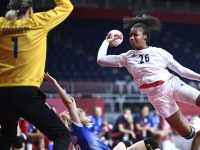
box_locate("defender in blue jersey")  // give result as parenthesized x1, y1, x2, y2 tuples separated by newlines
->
(70, 121, 111, 150)
(44, 73, 161, 150)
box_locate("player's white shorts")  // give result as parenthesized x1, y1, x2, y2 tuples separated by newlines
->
(148, 76, 200, 118)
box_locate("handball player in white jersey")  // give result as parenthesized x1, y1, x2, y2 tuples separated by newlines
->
(97, 15, 200, 140)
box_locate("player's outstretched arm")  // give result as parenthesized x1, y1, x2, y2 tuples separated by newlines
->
(97, 37, 123, 67)
(32, 0, 74, 31)
(44, 72, 81, 124)
(167, 58, 200, 81)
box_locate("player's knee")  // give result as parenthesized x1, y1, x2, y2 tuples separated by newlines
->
(143, 137, 160, 150)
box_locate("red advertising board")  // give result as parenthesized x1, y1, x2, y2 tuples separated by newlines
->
(173, 102, 200, 135)
(177, 102, 200, 123)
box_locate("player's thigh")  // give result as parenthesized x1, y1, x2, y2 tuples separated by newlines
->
(174, 78, 200, 105)
(9, 87, 68, 140)
(0, 87, 19, 138)
(127, 141, 146, 150)
(0, 110, 19, 138)
(113, 142, 126, 150)
(148, 93, 179, 118)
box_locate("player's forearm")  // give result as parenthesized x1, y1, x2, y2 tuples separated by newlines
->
(53, 0, 74, 21)
(53, 82, 73, 106)
(119, 127, 132, 134)
(135, 124, 147, 131)
(97, 40, 120, 67)
(180, 68, 200, 81)
(130, 123, 134, 131)
(176, 67, 200, 81)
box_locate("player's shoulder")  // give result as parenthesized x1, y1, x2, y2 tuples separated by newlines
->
(149, 46, 166, 53)
(149, 46, 171, 56)
(29, 12, 47, 25)
(120, 50, 136, 57)
(117, 115, 123, 121)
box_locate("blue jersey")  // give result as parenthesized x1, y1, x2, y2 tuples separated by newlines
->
(134, 113, 153, 127)
(28, 124, 36, 133)
(71, 122, 111, 150)
(90, 115, 104, 132)
(148, 114, 161, 131)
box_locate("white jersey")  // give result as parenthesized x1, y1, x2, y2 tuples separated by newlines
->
(117, 47, 172, 94)
(97, 40, 200, 94)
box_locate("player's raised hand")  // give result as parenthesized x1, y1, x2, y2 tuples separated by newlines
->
(44, 72, 57, 84)
(106, 36, 118, 47)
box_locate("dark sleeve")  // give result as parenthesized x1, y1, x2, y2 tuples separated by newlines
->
(112, 116, 123, 133)
(134, 113, 140, 124)
(117, 116, 123, 125)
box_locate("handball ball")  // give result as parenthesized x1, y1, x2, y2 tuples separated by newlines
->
(107, 30, 123, 46)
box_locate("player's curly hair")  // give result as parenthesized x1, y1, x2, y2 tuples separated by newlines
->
(5, 0, 33, 22)
(123, 14, 162, 42)
(60, 108, 93, 131)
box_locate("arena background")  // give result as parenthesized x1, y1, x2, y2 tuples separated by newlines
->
(1, 0, 200, 150)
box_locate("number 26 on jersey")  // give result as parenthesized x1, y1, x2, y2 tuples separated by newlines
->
(139, 54, 150, 64)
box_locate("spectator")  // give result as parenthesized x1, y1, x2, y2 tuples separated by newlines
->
(134, 105, 154, 141)
(149, 109, 168, 144)
(18, 119, 33, 150)
(149, 109, 161, 132)
(90, 107, 111, 144)
(13, 124, 26, 150)
(112, 108, 136, 146)
(26, 124, 45, 150)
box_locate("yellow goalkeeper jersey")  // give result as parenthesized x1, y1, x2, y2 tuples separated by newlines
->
(0, 0, 73, 87)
